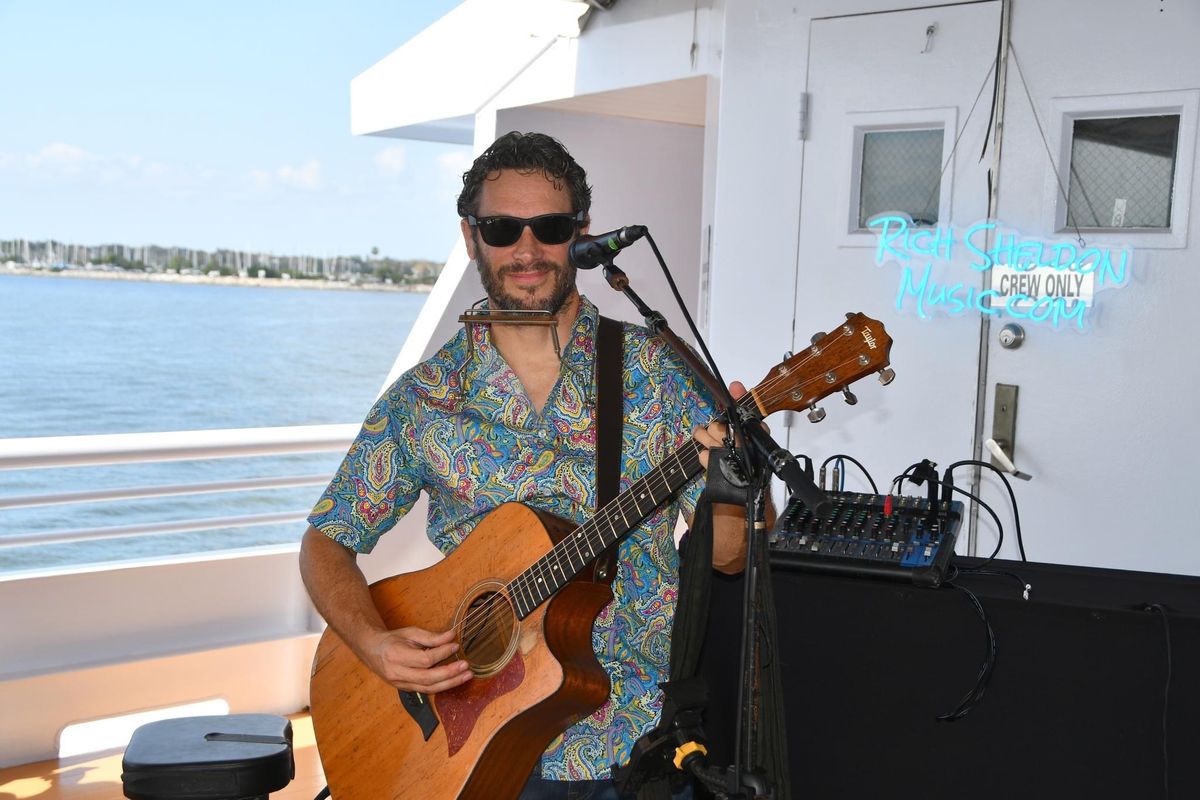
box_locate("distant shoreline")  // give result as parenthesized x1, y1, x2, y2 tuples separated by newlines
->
(0, 265, 435, 293)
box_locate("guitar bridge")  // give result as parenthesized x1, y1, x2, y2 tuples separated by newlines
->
(399, 690, 439, 741)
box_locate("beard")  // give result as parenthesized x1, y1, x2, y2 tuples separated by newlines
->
(476, 244, 577, 315)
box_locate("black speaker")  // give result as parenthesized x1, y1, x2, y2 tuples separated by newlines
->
(700, 558, 1200, 799)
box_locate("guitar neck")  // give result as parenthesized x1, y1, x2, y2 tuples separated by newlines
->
(508, 388, 766, 619)
(509, 438, 705, 619)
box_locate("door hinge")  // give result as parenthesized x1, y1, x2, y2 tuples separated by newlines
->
(798, 92, 810, 141)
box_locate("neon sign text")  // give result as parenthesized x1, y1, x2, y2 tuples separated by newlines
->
(868, 216, 1131, 330)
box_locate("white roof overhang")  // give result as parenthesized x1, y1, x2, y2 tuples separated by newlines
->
(351, 0, 594, 144)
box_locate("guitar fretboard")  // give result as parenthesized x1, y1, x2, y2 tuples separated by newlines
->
(508, 439, 706, 618)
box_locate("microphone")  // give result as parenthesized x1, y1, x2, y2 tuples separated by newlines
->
(569, 225, 648, 269)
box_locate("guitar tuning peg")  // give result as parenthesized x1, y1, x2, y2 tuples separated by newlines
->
(841, 387, 858, 405)
(877, 367, 896, 385)
(810, 331, 827, 345)
(807, 404, 826, 423)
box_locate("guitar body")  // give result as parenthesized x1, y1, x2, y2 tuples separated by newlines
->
(310, 502, 614, 800)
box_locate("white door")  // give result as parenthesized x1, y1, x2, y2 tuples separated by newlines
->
(981, 1, 1200, 575)
(795, 1, 1200, 576)
(792, 3, 1001, 547)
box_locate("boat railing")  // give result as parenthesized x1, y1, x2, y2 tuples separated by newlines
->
(0, 424, 357, 550)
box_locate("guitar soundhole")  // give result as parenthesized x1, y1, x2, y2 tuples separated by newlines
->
(455, 580, 518, 678)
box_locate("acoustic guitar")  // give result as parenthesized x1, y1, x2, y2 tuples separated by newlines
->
(309, 312, 894, 799)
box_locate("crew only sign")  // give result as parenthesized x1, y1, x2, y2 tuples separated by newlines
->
(868, 215, 1131, 330)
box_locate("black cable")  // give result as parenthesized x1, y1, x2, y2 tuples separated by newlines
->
(643, 230, 757, 496)
(942, 483, 1004, 570)
(869, 466, 1013, 721)
(960, 567, 1032, 601)
(979, 7, 1004, 161)
(891, 465, 1007, 570)
(936, 579, 996, 722)
(1146, 603, 1173, 800)
(890, 462, 923, 495)
(645, 231, 729, 400)
(818, 454, 878, 494)
(947, 459, 1027, 561)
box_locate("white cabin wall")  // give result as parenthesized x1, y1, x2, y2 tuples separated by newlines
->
(707, 2, 808, 393)
(568, 0, 722, 94)
(508, 107, 706, 334)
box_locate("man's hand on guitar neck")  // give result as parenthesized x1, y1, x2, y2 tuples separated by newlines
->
(692, 380, 753, 472)
(691, 381, 774, 575)
(300, 525, 473, 694)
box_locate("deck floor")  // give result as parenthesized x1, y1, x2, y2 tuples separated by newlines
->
(0, 713, 325, 800)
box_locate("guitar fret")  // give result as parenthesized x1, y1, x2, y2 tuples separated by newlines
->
(539, 572, 549, 602)
(519, 571, 534, 612)
(532, 558, 549, 604)
(550, 548, 569, 594)
(611, 510, 624, 542)
(584, 530, 597, 559)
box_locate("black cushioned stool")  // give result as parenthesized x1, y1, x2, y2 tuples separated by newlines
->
(121, 714, 294, 800)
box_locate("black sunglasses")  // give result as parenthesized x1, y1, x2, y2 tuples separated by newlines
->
(466, 211, 584, 248)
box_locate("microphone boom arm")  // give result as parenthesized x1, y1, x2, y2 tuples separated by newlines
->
(601, 263, 830, 512)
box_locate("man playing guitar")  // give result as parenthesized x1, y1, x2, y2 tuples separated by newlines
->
(300, 131, 748, 799)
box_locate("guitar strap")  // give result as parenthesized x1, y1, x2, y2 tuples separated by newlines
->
(593, 315, 623, 585)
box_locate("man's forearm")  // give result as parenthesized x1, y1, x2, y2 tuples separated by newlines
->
(710, 494, 777, 574)
(299, 525, 388, 659)
(711, 502, 749, 574)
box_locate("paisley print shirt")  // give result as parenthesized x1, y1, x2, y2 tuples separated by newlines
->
(308, 296, 715, 780)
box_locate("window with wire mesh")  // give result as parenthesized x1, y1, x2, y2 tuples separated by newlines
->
(858, 128, 944, 229)
(1067, 114, 1180, 229)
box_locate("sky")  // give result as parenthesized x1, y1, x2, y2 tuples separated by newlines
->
(0, 0, 470, 261)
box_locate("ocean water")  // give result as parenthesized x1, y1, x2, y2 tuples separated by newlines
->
(0, 273, 427, 573)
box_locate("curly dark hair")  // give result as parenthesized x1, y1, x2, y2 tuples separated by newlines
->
(456, 131, 592, 221)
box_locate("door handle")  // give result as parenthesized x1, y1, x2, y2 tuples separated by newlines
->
(989, 383, 1032, 480)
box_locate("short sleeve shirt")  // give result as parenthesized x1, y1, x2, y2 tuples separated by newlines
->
(308, 296, 715, 780)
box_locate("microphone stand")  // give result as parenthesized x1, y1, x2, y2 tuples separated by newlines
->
(599, 261, 828, 512)
(600, 255, 821, 800)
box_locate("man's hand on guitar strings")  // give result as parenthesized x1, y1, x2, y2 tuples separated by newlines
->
(366, 625, 473, 694)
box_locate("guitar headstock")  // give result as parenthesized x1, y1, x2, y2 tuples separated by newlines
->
(748, 312, 894, 422)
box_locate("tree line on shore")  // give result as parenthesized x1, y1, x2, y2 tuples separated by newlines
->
(4, 250, 443, 286)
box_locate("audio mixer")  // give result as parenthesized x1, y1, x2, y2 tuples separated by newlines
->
(770, 491, 963, 587)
